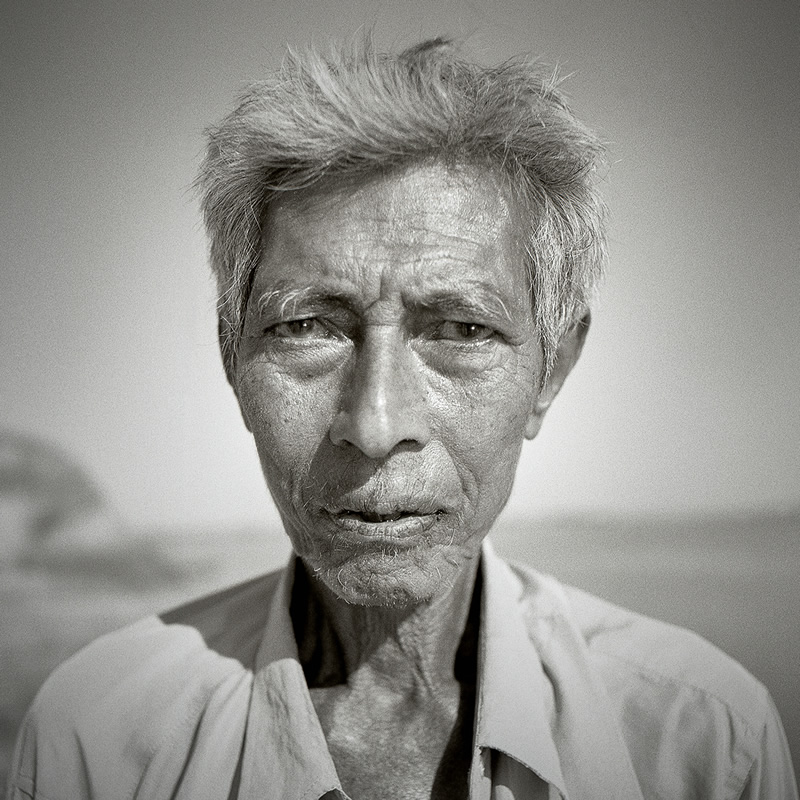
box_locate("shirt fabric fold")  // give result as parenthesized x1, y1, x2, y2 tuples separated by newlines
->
(7, 539, 797, 800)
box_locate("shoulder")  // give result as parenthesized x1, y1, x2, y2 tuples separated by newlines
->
(506, 559, 769, 721)
(505, 560, 791, 800)
(33, 568, 285, 727)
(564, 576, 769, 722)
(8, 569, 285, 800)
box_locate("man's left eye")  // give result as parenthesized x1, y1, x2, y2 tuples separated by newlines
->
(436, 321, 495, 342)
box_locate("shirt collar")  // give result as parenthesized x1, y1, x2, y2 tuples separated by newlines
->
(238, 558, 346, 800)
(511, 556, 645, 800)
(239, 542, 572, 800)
(477, 539, 569, 798)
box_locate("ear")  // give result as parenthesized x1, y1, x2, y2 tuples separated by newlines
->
(525, 312, 590, 440)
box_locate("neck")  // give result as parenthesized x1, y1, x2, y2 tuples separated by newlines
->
(292, 555, 481, 690)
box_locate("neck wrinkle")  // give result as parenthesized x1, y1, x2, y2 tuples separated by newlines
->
(292, 554, 481, 690)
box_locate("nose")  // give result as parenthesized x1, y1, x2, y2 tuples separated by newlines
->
(329, 327, 431, 459)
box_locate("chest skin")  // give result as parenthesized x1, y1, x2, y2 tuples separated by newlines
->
(291, 563, 481, 800)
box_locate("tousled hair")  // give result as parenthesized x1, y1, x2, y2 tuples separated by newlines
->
(197, 36, 607, 383)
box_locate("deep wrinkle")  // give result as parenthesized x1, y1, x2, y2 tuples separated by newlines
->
(236, 162, 549, 612)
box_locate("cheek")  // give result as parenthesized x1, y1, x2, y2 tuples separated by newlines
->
(236, 365, 337, 472)
(432, 367, 535, 501)
(436, 357, 535, 444)
(459, 408, 528, 491)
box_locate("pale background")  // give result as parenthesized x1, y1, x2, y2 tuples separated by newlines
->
(2, 0, 799, 785)
(3, 0, 798, 532)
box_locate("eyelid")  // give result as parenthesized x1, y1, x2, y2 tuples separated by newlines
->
(259, 305, 325, 328)
(433, 320, 498, 342)
(256, 301, 337, 329)
(262, 315, 324, 341)
(412, 298, 524, 337)
(265, 313, 358, 346)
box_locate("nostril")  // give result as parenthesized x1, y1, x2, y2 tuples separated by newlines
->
(328, 404, 430, 458)
(327, 340, 432, 457)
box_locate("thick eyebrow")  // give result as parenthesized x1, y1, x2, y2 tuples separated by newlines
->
(408, 284, 517, 326)
(254, 284, 356, 320)
(253, 280, 524, 326)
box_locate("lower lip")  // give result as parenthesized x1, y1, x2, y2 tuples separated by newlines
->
(324, 511, 440, 542)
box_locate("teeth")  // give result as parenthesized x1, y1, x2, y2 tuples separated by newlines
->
(357, 511, 406, 523)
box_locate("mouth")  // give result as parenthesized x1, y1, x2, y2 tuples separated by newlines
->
(323, 504, 444, 538)
(337, 509, 424, 524)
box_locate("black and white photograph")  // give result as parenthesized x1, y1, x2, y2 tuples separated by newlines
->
(2, 1, 798, 797)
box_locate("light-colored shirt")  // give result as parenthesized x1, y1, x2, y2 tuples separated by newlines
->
(7, 540, 798, 800)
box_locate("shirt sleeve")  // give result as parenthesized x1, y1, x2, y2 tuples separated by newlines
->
(737, 694, 798, 800)
(3, 616, 254, 800)
(5, 713, 60, 800)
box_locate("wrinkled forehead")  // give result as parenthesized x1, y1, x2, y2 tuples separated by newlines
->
(255, 161, 530, 291)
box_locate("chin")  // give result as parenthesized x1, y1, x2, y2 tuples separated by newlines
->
(309, 547, 463, 607)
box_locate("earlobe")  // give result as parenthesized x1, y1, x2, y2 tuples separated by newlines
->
(524, 312, 590, 440)
(524, 409, 546, 440)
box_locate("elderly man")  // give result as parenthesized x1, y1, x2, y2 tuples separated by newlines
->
(7, 38, 797, 800)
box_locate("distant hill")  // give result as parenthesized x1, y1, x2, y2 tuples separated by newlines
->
(0, 429, 113, 563)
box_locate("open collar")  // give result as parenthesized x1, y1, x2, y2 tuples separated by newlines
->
(480, 540, 645, 800)
(236, 541, 642, 800)
(476, 539, 569, 798)
(238, 558, 345, 800)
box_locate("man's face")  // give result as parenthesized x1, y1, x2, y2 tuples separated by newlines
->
(236, 163, 545, 606)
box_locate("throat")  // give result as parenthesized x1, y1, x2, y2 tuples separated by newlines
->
(289, 561, 481, 800)
(290, 556, 481, 689)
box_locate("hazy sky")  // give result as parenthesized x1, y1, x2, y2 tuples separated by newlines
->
(2, 0, 798, 529)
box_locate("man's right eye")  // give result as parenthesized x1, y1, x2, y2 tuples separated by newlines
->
(269, 318, 328, 338)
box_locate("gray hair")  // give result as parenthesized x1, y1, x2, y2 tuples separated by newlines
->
(197, 37, 607, 383)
